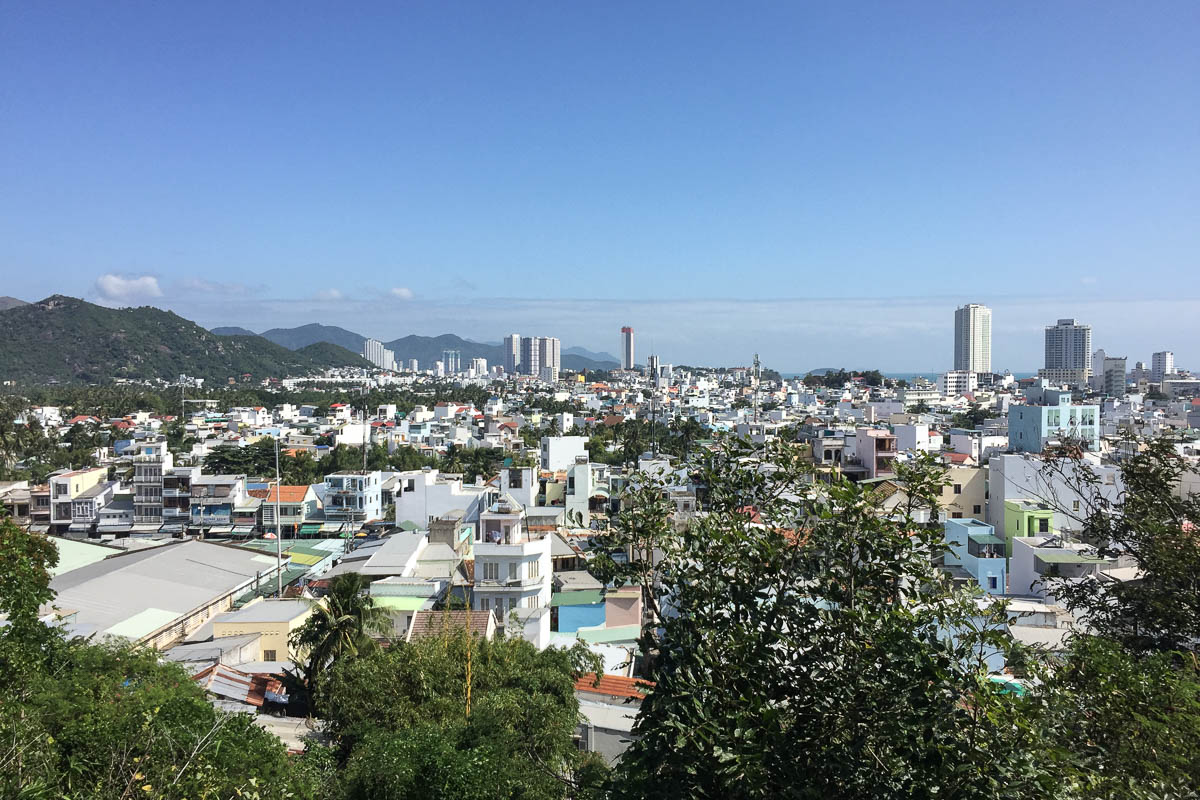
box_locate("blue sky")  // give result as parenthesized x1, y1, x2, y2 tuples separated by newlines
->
(2, 2, 1197, 371)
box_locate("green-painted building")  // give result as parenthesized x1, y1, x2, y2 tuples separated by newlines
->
(1002, 499, 1055, 557)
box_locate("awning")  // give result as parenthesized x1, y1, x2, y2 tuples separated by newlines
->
(131, 523, 162, 533)
(232, 526, 256, 535)
(28, 524, 50, 533)
(299, 522, 322, 536)
(206, 525, 235, 534)
(68, 523, 93, 532)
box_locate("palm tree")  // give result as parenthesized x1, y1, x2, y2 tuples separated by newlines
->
(290, 572, 391, 710)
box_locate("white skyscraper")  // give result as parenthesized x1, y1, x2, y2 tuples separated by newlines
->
(536, 337, 560, 376)
(621, 326, 635, 370)
(1151, 351, 1175, 384)
(362, 338, 395, 371)
(953, 304, 991, 374)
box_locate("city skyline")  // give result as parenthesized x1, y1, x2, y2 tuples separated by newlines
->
(2, 3, 1197, 370)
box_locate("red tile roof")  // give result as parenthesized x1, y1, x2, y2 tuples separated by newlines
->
(575, 673, 654, 700)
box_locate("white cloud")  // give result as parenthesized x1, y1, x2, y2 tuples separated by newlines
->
(313, 288, 344, 301)
(1080, 276, 1097, 286)
(177, 277, 250, 295)
(93, 273, 163, 304)
(389, 287, 414, 300)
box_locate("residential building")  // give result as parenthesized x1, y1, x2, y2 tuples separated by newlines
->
(846, 428, 898, 479)
(68, 481, 116, 536)
(1151, 350, 1175, 384)
(943, 518, 1006, 595)
(394, 468, 494, 527)
(442, 349, 461, 374)
(519, 336, 541, 377)
(503, 334, 521, 374)
(621, 326, 635, 370)
(1042, 318, 1092, 385)
(210, 598, 314, 662)
(254, 484, 322, 536)
(1007, 382, 1099, 453)
(323, 471, 383, 525)
(988, 452, 1122, 536)
(1009, 534, 1124, 602)
(954, 303, 992, 373)
(474, 495, 553, 623)
(133, 438, 173, 524)
(537, 337, 560, 376)
(541, 435, 589, 472)
(161, 465, 199, 532)
(938, 370, 978, 398)
(363, 338, 396, 371)
(1100, 355, 1127, 397)
(940, 465, 987, 520)
(189, 474, 249, 532)
(49, 467, 107, 534)
(1001, 499, 1055, 557)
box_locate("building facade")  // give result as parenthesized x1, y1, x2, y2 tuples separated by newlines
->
(954, 303, 992, 374)
(1043, 319, 1092, 383)
(621, 326, 635, 370)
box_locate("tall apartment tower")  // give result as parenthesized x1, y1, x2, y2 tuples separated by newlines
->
(441, 349, 461, 374)
(503, 334, 521, 374)
(1151, 351, 1175, 384)
(519, 336, 541, 377)
(536, 337, 560, 375)
(1041, 319, 1092, 385)
(953, 304, 992, 373)
(621, 326, 635, 370)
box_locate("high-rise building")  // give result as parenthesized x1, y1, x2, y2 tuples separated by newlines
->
(1151, 351, 1175, 384)
(1040, 319, 1092, 386)
(953, 304, 992, 373)
(407, 358, 419, 372)
(621, 326, 635, 370)
(520, 337, 540, 377)
(1101, 356, 1127, 397)
(442, 350, 461, 374)
(503, 334, 521, 374)
(536, 337, 560, 378)
(647, 354, 660, 378)
(362, 338, 396, 371)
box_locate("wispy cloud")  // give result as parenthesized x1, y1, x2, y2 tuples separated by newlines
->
(389, 287, 414, 300)
(93, 273, 162, 305)
(312, 288, 344, 301)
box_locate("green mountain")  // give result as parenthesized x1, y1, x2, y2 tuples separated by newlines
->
(210, 325, 258, 337)
(259, 323, 366, 353)
(0, 295, 370, 384)
(0, 296, 28, 312)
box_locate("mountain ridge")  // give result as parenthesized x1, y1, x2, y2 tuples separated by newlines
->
(0, 296, 370, 384)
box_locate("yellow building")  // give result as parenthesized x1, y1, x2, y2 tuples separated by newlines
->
(211, 598, 314, 662)
(940, 465, 988, 521)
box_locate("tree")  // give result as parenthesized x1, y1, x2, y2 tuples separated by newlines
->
(1044, 437, 1200, 654)
(615, 440, 1053, 799)
(0, 517, 318, 799)
(291, 572, 392, 711)
(320, 629, 607, 800)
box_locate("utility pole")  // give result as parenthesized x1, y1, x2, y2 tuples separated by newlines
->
(753, 353, 761, 424)
(275, 435, 283, 597)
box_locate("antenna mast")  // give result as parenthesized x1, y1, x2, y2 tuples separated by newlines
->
(753, 353, 761, 424)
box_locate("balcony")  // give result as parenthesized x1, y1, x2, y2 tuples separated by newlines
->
(475, 537, 548, 558)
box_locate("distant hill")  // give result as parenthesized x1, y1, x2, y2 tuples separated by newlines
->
(0, 296, 29, 312)
(0, 296, 369, 384)
(208, 322, 619, 371)
(260, 323, 367, 353)
(564, 345, 619, 363)
(211, 325, 258, 337)
(383, 334, 618, 372)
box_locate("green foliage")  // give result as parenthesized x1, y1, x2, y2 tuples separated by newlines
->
(0, 517, 316, 799)
(1041, 635, 1200, 797)
(803, 369, 885, 388)
(950, 404, 1000, 430)
(615, 440, 1053, 799)
(1045, 437, 1200, 654)
(0, 295, 369, 384)
(291, 573, 392, 711)
(321, 630, 607, 800)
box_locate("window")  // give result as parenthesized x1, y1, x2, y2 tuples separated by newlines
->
(263, 649, 277, 661)
(987, 576, 998, 591)
(482, 561, 499, 581)
(508, 562, 519, 581)
(973, 505, 982, 514)
(953, 484, 962, 495)
(952, 512, 963, 519)
(1072, 500, 1080, 512)
(529, 559, 540, 579)
(1038, 518, 1049, 533)
(479, 598, 490, 611)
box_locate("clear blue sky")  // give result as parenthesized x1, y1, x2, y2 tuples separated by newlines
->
(2, 2, 1197, 371)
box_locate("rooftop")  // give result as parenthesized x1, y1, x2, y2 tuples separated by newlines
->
(216, 598, 312, 624)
